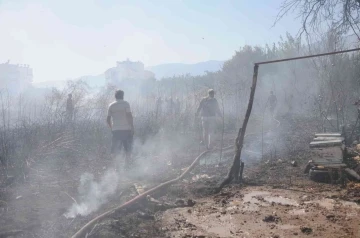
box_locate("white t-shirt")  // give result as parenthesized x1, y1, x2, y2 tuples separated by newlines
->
(107, 99, 132, 131)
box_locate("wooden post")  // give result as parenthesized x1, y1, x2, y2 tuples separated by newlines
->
(217, 64, 259, 190)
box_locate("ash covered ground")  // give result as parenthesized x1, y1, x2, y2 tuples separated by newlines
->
(1, 115, 360, 238)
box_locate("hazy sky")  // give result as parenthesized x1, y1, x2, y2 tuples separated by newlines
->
(0, 0, 300, 82)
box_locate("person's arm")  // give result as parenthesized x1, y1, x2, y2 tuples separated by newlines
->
(107, 116, 112, 129)
(107, 106, 112, 129)
(196, 99, 203, 116)
(127, 112, 134, 133)
(215, 100, 222, 117)
(126, 103, 134, 133)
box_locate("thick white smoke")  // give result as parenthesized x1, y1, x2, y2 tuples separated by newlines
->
(64, 169, 119, 218)
(63, 129, 196, 219)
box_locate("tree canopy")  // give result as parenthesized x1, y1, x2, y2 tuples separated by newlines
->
(276, 0, 360, 39)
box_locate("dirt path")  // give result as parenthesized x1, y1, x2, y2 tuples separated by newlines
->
(161, 185, 360, 238)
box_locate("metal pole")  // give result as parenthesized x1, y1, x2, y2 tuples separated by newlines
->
(256, 48, 360, 65)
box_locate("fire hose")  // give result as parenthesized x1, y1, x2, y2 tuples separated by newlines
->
(71, 150, 210, 238)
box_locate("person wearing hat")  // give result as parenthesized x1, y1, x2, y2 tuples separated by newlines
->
(196, 89, 221, 149)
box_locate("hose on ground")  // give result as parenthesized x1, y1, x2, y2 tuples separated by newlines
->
(71, 150, 210, 238)
(72, 117, 281, 237)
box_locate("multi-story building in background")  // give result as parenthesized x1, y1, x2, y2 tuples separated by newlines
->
(105, 59, 155, 86)
(0, 61, 33, 94)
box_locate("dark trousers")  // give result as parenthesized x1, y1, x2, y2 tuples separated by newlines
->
(111, 130, 133, 154)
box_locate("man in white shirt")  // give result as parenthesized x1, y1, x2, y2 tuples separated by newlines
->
(107, 90, 134, 168)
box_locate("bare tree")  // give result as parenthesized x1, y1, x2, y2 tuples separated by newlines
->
(275, 0, 360, 39)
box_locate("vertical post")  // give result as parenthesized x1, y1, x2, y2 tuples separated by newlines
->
(335, 101, 340, 131)
(261, 102, 266, 161)
(218, 64, 259, 190)
(235, 64, 259, 180)
(219, 99, 225, 163)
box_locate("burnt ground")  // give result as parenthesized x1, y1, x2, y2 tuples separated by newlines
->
(1, 115, 360, 238)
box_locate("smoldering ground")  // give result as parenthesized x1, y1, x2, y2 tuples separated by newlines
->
(64, 171, 119, 218)
(64, 127, 199, 218)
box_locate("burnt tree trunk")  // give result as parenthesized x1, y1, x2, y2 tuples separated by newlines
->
(217, 64, 259, 192)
